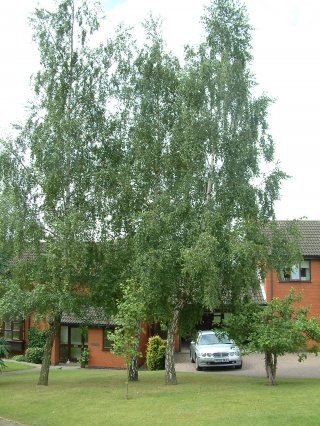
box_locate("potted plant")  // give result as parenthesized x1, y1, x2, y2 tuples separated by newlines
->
(78, 348, 90, 368)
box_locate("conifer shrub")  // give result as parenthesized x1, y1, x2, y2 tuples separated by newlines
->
(146, 335, 166, 370)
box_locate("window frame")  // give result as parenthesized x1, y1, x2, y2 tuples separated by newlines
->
(1, 320, 24, 341)
(279, 260, 311, 283)
(59, 325, 88, 363)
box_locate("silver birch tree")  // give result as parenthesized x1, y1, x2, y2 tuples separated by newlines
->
(0, 0, 117, 386)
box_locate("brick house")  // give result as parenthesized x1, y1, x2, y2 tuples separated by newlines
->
(2, 311, 180, 368)
(51, 310, 150, 368)
(264, 220, 320, 317)
(2, 311, 150, 368)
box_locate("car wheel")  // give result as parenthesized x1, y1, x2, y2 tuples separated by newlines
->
(190, 351, 195, 363)
(235, 362, 243, 370)
(195, 356, 202, 371)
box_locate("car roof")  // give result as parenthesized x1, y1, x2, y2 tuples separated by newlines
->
(198, 330, 217, 335)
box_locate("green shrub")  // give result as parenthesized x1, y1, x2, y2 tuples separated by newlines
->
(11, 354, 26, 362)
(25, 347, 43, 364)
(27, 327, 49, 349)
(78, 348, 90, 366)
(0, 337, 9, 371)
(146, 335, 166, 371)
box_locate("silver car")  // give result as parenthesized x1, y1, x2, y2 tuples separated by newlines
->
(190, 330, 242, 370)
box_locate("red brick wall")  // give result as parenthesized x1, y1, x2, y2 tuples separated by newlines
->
(88, 328, 125, 368)
(264, 259, 320, 318)
(49, 323, 176, 368)
(51, 332, 60, 365)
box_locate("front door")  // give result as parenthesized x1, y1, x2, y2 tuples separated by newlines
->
(59, 326, 88, 362)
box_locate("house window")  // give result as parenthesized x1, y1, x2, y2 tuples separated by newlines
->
(59, 326, 88, 363)
(103, 327, 115, 350)
(280, 261, 310, 282)
(2, 320, 24, 341)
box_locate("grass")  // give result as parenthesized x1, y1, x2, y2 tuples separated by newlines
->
(2, 360, 35, 372)
(1, 369, 320, 425)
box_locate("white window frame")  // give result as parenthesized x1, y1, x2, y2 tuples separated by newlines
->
(280, 261, 310, 282)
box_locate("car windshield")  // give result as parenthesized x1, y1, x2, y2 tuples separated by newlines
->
(198, 334, 231, 345)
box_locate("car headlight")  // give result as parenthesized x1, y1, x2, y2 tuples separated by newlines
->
(230, 347, 240, 355)
(201, 353, 207, 357)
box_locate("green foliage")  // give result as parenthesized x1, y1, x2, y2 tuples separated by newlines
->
(110, 280, 145, 378)
(11, 354, 26, 362)
(0, 336, 8, 358)
(0, 0, 301, 387)
(266, 221, 302, 276)
(126, 0, 299, 385)
(146, 336, 166, 371)
(0, 356, 7, 375)
(23, 327, 48, 369)
(0, 0, 122, 321)
(224, 301, 262, 348)
(225, 289, 320, 384)
(25, 347, 44, 364)
(0, 336, 9, 371)
(27, 327, 49, 349)
(228, 289, 320, 355)
(78, 348, 90, 365)
(0, 0, 124, 385)
(179, 304, 204, 337)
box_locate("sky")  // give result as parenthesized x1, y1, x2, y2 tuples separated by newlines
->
(0, 0, 319, 220)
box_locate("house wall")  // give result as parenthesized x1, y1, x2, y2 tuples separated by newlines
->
(87, 328, 125, 368)
(51, 323, 151, 368)
(264, 258, 320, 318)
(6, 318, 178, 366)
(87, 324, 150, 368)
(51, 332, 60, 365)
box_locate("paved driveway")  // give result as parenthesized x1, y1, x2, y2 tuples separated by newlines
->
(175, 347, 320, 378)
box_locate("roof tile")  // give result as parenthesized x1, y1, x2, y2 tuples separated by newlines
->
(277, 220, 320, 257)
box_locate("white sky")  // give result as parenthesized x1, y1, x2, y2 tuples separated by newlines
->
(0, 0, 319, 220)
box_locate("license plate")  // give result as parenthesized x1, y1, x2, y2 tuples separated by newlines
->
(214, 358, 228, 363)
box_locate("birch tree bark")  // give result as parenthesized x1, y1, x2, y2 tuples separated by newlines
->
(165, 302, 182, 385)
(38, 315, 61, 386)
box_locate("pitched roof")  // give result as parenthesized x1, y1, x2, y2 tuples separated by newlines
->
(61, 308, 114, 327)
(277, 220, 320, 257)
(253, 284, 267, 305)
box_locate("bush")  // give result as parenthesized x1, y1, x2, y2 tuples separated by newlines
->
(78, 348, 90, 366)
(11, 354, 26, 362)
(146, 335, 166, 371)
(0, 336, 8, 358)
(28, 327, 49, 349)
(25, 347, 43, 364)
(25, 327, 48, 365)
(0, 337, 9, 371)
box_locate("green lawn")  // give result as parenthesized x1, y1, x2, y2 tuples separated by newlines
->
(1, 369, 320, 425)
(2, 360, 36, 372)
